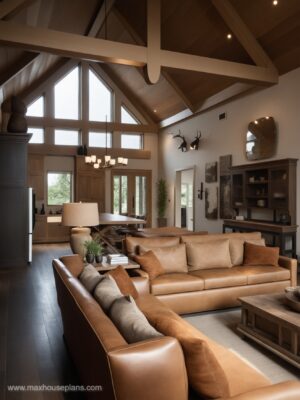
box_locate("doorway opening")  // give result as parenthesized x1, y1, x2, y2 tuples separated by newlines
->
(175, 167, 195, 231)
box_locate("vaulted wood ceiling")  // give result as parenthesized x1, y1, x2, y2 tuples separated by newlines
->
(1, 0, 300, 127)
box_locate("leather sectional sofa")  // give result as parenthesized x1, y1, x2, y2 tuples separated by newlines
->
(125, 232, 297, 314)
(52, 255, 300, 400)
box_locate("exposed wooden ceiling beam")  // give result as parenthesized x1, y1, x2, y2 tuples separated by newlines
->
(211, 0, 276, 71)
(0, 0, 36, 20)
(113, 7, 195, 112)
(87, 0, 115, 37)
(0, 20, 278, 85)
(146, 0, 161, 84)
(160, 82, 255, 128)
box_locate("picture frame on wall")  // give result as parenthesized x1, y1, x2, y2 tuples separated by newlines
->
(220, 175, 233, 219)
(205, 162, 218, 183)
(205, 186, 218, 219)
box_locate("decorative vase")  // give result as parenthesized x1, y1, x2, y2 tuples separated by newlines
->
(86, 253, 94, 263)
(95, 254, 103, 264)
(7, 96, 28, 133)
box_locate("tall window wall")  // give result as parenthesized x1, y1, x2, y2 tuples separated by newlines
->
(26, 62, 144, 149)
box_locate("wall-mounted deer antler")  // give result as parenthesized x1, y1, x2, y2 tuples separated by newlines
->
(173, 130, 188, 152)
(190, 131, 202, 150)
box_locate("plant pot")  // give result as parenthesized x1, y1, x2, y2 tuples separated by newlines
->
(95, 255, 103, 264)
(86, 253, 94, 263)
(157, 217, 167, 227)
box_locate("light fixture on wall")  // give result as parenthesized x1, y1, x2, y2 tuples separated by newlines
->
(190, 131, 202, 150)
(85, 117, 128, 168)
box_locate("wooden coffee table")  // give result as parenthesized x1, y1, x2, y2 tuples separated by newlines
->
(237, 293, 300, 369)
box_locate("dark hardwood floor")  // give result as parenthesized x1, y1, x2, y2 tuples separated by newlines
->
(0, 244, 84, 400)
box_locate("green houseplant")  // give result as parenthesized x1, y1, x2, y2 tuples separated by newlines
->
(83, 239, 104, 263)
(157, 178, 168, 227)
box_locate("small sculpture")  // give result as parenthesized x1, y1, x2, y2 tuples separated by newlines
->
(7, 96, 28, 133)
(173, 130, 188, 152)
(190, 131, 202, 150)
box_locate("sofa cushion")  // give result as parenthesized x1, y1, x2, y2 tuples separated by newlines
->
(151, 273, 204, 295)
(133, 250, 165, 280)
(139, 244, 188, 274)
(137, 294, 270, 398)
(94, 275, 123, 312)
(180, 232, 261, 244)
(109, 295, 162, 343)
(60, 254, 84, 277)
(153, 315, 230, 399)
(243, 242, 280, 266)
(125, 236, 180, 256)
(230, 238, 265, 266)
(108, 266, 138, 299)
(233, 265, 290, 285)
(189, 268, 247, 289)
(79, 264, 103, 292)
(186, 239, 232, 271)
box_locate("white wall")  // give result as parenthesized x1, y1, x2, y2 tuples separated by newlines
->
(159, 67, 300, 254)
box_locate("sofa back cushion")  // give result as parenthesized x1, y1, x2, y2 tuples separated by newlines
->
(125, 236, 180, 256)
(243, 242, 280, 266)
(230, 238, 265, 266)
(181, 232, 262, 266)
(108, 266, 139, 299)
(186, 239, 232, 271)
(109, 295, 162, 343)
(133, 250, 165, 280)
(139, 244, 188, 274)
(60, 254, 84, 277)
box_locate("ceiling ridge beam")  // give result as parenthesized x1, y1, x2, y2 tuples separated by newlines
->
(0, 20, 278, 85)
(112, 7, 195, 112)
(87, 0, 115, 37)
(0, 0, 36, 20)
(211, 0, 276, 71)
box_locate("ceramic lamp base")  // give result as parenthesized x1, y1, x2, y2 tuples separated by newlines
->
(70, 227, 91, 259)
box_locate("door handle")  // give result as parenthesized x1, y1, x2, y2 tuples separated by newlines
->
(132, 196, 135, 209)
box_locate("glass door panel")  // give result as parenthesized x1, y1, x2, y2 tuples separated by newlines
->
(135, 176, 146, 218)
(113, 175, 128, 215)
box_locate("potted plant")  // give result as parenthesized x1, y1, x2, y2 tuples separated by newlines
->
(83, 240, 103, 263)
(157, 178, 168, 227)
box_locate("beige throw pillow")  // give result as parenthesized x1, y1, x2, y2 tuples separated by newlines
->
(186, 239, 232, 271)
(79, 264, 103, 292)
(139, 244, 188, 274)
(94, 275, 123, 312)
(230, 238, 265, 266)
(109, 296, 162, 343)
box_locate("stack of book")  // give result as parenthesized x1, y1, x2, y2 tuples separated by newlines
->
(107, 254, 129, 265)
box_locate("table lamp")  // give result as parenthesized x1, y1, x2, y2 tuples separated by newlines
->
(62, 202, 99, 259)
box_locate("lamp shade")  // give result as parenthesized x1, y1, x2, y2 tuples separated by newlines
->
(62, 202, 99, 227)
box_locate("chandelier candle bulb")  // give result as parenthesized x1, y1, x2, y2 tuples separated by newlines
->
(117, 157, 123, 163)
(93, 163, 99, 169)
(91, 155, 97, 163)
(105, 155, 111, 162)
(85, 156, 91, 163)
(110, 159, 116, 166)
(123, 158, 128, 165)
(97, 159, 102, 164)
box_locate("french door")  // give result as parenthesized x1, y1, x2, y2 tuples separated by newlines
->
(111, 169, 152, 225)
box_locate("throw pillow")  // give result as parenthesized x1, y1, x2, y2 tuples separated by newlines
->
(243, 242, 279, 266)
(60, 255, 84, 277)
(138, 244, 188, 274)
(133, 251, 165, 280)
(186, 239, 232, 271)
(109, 296, 162, 343)
(79, 264, 103, 292)
(230, 238, 266, 266)
(151, 315, 229, 399)
(94, 275, 123, 312)
(108, 266, 138, 299)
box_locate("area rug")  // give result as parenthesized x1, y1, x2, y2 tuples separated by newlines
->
(183, 308, 299, 383)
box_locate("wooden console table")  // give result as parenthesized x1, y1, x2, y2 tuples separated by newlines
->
(238, 294, 300, 369)
(223, 219, 297, 258)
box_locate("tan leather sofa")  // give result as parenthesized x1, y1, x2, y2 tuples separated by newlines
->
(125, 232, 297, 314)
(53, 255, 300, 400)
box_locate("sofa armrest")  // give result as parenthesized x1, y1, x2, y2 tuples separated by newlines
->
(278, 256, 298, 286)
(223, 381, 300, 400)
(108, 336, 188, 400)
(131, 276, 150, 295)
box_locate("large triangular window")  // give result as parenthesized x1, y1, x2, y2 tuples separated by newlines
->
(54, 66, 79, 120)
(89, 68, 112, 122)
(121, 105, 140, 124)
(26, 96, 44, 117)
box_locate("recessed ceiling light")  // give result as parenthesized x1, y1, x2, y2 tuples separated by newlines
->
(254, 120, 258, 124)
(153, 109, 157, 113)
(227, 33, 232, 40)
(273, 0, 278, 5)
